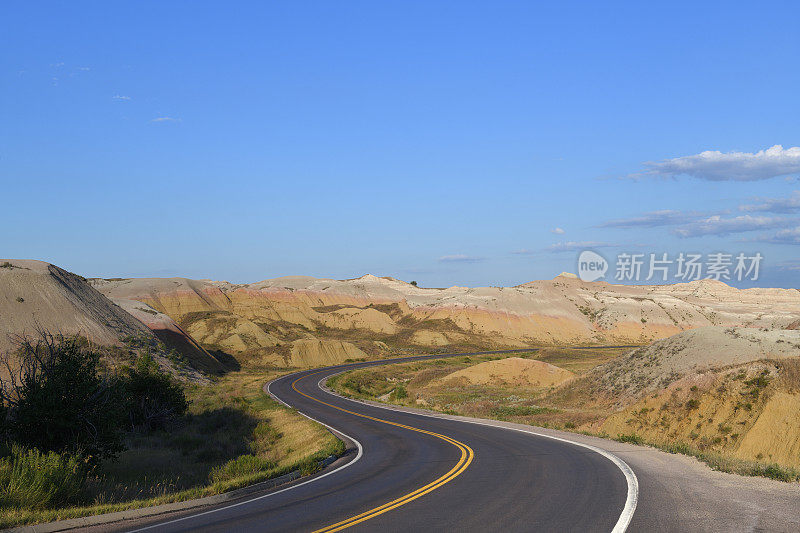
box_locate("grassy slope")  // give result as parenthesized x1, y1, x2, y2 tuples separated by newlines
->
(328, 347, 625, 428)
(0, 370, 343, 528)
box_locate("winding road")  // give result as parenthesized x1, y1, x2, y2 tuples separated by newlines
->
(126, 350, 636, 533)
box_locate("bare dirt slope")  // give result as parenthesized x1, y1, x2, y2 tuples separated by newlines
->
(0, 259, 151, 353)
(111, 298, 227, 374)
(91, 273, 800, 367)
(559, 326, 800, 468)
(0, 260, 223, 380)
(585, 326, 800, 402)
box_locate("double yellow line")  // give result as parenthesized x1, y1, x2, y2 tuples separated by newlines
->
(289, 371, 474, 533)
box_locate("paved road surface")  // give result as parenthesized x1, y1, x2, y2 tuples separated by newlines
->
(126, 350, 633, 532)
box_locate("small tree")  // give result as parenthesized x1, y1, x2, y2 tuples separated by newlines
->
(119, 353, 188, 431)
(0, 331, 126, 463)
(410, 281, 418, 287)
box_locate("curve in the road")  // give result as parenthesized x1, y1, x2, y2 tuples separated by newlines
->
(289, 370, 474, 532)
(126, 349, 637, 533)
(315, 370, 639, 533)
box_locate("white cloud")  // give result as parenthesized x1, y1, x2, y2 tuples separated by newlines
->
(150, 117, 180, 123)
(438, 254, 484, 263)
(546, 241, 617, 253)
(673, 215, 796, 238)
(739, 191, 800, 214)
(550, 227, 565, 235)
(635, 145, 800, 181)
(756, 227, 800, 245)
(599, 209, 707, 228)
(113, 95, 131, 101)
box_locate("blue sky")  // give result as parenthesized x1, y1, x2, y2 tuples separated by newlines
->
(2, 2, 799, 288)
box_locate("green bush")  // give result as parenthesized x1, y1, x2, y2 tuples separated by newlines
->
(210, 455, 274, 484)
(0, 445, 85, 509)
(118, 354, 189, 431)
(390, 384, 408, 401)
(615, 433, 644, 445)
(6, 335, 126, 463)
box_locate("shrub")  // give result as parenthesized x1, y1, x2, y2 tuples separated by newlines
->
(209, 455, 273, 484)
(390, 384, 408, 401)
(0, 445, 85, 509)
(2, 333, 126, 463)
(118, 353, 188, 431)
(686, 399, 700, 410)
(615, 433, 644, 445)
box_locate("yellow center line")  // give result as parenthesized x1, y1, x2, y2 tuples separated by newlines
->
(289, 371, 475, 533)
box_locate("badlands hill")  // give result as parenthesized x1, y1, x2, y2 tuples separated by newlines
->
(584, 326, 800, 403)
(585, 326, 800, 467)
(435, 357, 574, 388)
(0, 260, 151, 353)
(0, 260, 224, 377)
(91, 273, 800, 367)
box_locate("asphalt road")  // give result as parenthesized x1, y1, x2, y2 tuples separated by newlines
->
(127, 350, 634, 533)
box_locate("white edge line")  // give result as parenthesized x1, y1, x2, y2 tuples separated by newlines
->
(127, 377, 363, 533)
(318, 371, 639, 533)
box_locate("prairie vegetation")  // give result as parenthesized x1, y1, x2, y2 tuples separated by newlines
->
(0, 334, 341, 528)
(329, 347, 626, 428)
(330, 342, 800, 483)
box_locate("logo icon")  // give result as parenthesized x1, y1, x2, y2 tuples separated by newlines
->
(578, 250, 608, 282)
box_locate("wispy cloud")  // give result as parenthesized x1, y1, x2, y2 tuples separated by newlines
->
(673, 215, 796, 238)
(550, 227, 565, 235)
(739, 191, 800, 214)
(438, 254, 484, 263)
(511, 249, 538, 255)
(599, 209, 707, 228)
(631, 145, 800, 181)
(113, 94, 131, 101)
(546, 241, 617, 253)
(755, 227, 800, 245)
(150, 117, 180, 123)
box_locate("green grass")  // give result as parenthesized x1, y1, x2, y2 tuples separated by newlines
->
(0, 371, 344, 529)
(0, 446, 84, 509)
(490, 405, 554, 419)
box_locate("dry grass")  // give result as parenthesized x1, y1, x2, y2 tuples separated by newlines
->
(0, 370, 343, 528)
(330, 348, 617, 430)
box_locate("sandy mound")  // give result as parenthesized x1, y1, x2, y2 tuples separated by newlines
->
(436, 357, 574, 388)
(0, 260, 152, 353)
(289, 339, 367, 367)
(591, 326, 800, 400)
(184, 314, 279, 353)
(319, 307, 397, 334)
(410, 330, 450, 346)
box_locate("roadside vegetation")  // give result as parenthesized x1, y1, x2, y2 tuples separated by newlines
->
(328, 347, 626, 429)
(0, 332, 342, 528)
(329, 346, 800, 484)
